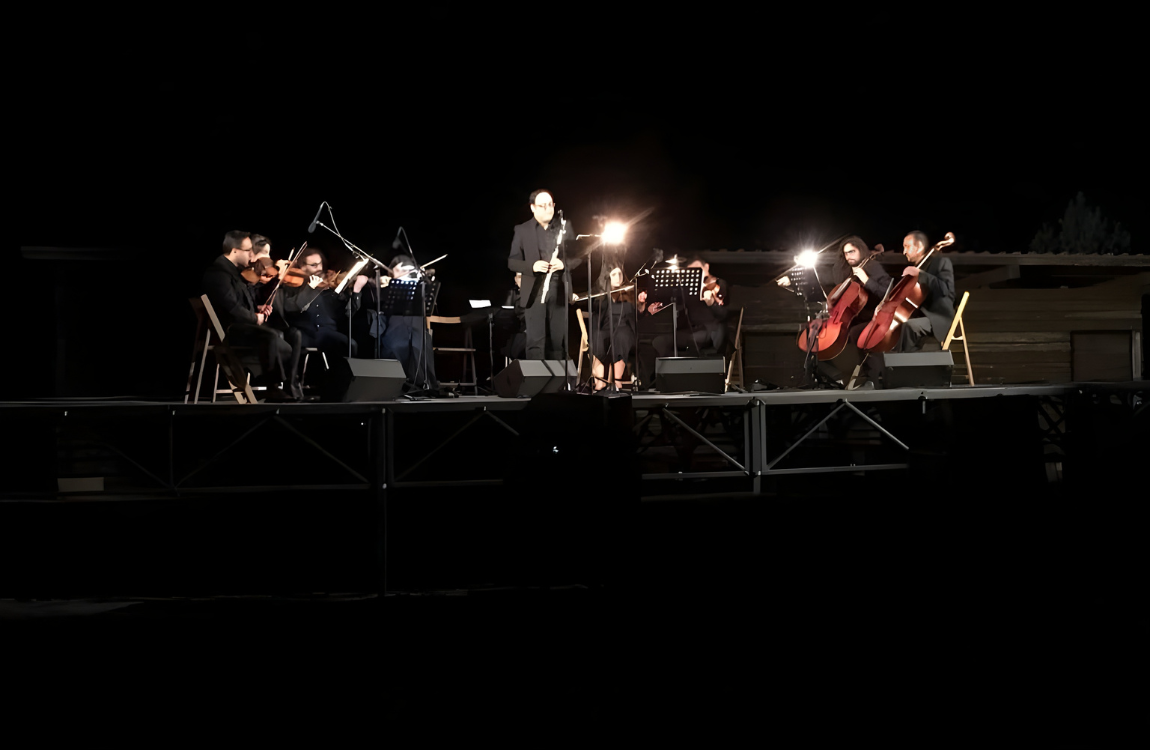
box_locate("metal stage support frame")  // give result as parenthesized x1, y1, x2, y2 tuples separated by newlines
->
(3, 383, 1144, 503)
(2, 383, 1144, 594)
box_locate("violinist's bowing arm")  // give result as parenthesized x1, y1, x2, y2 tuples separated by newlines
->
(277, 283, 323, 314)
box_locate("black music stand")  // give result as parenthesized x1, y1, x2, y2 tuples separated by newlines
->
(781, 265, 837, 389)
(649, 267, 703, 356)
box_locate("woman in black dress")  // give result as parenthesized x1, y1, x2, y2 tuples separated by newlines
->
(589, 265, 636, 390)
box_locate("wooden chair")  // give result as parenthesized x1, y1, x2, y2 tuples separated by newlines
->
(428, 315, 478, 394)
(576, 309, 593, 383)
(576, 309, 635, 390)
(942, 291, 975, 385)
(725, 307, 745, 392)
(185, 295, 258, 404)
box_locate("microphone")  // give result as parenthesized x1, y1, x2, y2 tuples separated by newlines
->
(307, 203, 325, 234)
(392, 227, 404, 250)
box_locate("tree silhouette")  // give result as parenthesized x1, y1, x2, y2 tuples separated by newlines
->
(1031, 192, 1131, 254)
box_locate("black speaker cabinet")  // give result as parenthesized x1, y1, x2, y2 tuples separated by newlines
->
(878, 351, 954, 388)
(324, 358, 407, 402)
(494, 359, 575, 398)
(655, 357, 726, 393)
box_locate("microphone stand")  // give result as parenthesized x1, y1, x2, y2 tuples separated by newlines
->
(311, 220, 390, 363)
(560, 214, 572, 392)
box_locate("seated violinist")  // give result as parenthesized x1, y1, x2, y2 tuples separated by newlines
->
(249, 256, 279, 307)
(374, 255, 437, 389)
(896, 230, 955, 352)
(589, 265, 636, 390)
(640, 256, 729, 359)
(275, 248, 369, 356)
(202, 230, 303, 402)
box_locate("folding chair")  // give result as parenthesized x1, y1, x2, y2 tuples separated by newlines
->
(942, 291, 974, 385)
(185, 295, 258, 404)
(725, 307, 745, 392)
(428, 315, 479, 395)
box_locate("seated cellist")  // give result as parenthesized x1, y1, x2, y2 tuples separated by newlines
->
(779, 236, 892, 384)
(895, 230, 955, 352)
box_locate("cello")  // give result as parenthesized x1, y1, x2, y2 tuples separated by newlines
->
(857, 232, 955, 353)
(796, 245, 885, 361)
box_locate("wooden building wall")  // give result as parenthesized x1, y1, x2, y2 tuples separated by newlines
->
(724, 271, 1148, 387)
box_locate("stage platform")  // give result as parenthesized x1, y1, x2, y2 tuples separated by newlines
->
(0, 381, 1142, 501)
(1, 381, 1143, 596)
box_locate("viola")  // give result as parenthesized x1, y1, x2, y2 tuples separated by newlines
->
(242, 256, 276, 285)
(857, 232, 955, 353)
(796, 248, 884, 361)
(702, 276, 725, 306)
(263, 243, 308, 306)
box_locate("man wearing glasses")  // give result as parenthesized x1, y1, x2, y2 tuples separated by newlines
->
(507, 189, 581, 360)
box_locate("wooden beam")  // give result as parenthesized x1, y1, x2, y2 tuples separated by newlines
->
(700, 250, 1150, 267)
(957, 265, 1020, 290)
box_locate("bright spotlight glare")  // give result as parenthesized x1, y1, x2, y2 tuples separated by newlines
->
(602, 222, 627, 244)
(796, 249, 819, 268)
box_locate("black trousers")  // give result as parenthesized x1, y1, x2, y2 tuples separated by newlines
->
(227, 324, 301, 387)
(524, 302, 568, 360)
(898, 316, 935, 352)
(382, 315, 437, 386)
(299, 324, 356, 357)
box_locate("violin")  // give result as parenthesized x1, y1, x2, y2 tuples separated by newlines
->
(857, 232, 955, 353)
(702, 276, 725, 306)
(796, 247, 884, 360)
(242, 256, 276, 285)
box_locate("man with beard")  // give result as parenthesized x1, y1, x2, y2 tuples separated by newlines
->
(275, 248, 368, 357)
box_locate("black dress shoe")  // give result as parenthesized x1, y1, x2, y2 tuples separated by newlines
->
(264, 386, 299, 403)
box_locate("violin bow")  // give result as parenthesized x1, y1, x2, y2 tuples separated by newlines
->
(265, 242, 307, 306)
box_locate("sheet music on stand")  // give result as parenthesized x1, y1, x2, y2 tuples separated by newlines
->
(649, 267, 703, 303)
(782, 266, 824, 304)
(380, 278, 440, 317)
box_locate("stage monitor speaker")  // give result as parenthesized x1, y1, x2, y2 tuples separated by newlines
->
(494, 359, 575, 398)
(541, 359, 577, 394)
(655, 357, 725, 393)
(325, 358, 407, 402)
(878, 351, 954, 388)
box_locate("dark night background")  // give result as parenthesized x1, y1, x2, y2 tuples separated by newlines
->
(6, 14, 1144, 742)
(8, 13, 1143, 397)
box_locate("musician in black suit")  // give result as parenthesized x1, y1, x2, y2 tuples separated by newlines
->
(897, 230, 955, 352)
(275, 248, 368, 356)
(507, 189, 582, 360)
(201, 230, 302, 401)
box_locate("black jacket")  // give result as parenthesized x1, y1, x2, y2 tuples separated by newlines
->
(508, 217, 582, 306)
(829, 255, 894, 321)
(915, 256, 956, 335)
(202, 254, 257, 329)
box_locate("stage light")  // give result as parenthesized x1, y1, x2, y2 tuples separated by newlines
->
(602, 222, 627, 244)
(796, 249, 819, 268)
